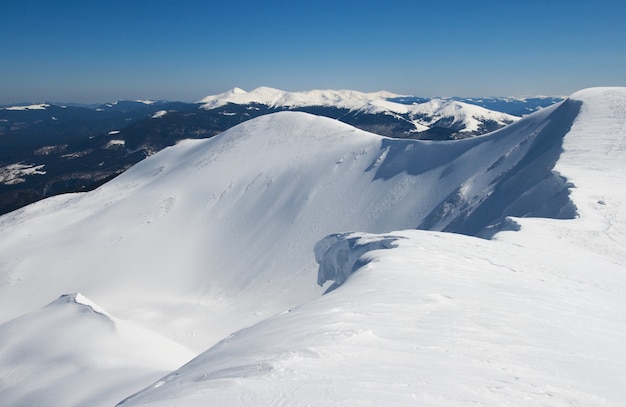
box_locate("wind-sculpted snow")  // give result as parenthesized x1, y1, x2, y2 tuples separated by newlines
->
(118, 224, 626, 407)
(315, 233, 403, 292)
(1, 88, 625, 406)
(420, 99, 581, 237)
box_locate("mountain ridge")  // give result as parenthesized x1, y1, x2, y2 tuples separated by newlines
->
(198, 86, 519, 137)
(0, 88, 543, 217)
(113, 87, 626, 406)
(2, 87, 620, 406)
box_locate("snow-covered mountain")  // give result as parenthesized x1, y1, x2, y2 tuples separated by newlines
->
(199, 86, 519, 139)
(0, 89, 522, 217)
(390, 95, 566, 116)
(1, 87, 625, 406)
(197, 86, 401, 110)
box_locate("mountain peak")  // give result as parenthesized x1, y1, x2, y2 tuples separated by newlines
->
(230, 87, 247, 94)
(197, 86, 402, 110)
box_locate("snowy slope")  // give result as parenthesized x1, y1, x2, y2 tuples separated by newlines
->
(0, 87, 624, 406)
(120, 229, 626, 407)
(403, 98, 517, 134)
(198, 87, 518, 137)
(118, 87, 626, 406)
(0, 102, 570, 334)
(0, 293, 193, 407)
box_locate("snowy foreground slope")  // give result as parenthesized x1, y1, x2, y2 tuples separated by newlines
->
(1, 88, 625, 406)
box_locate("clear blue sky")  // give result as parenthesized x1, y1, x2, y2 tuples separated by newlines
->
(1, 0, 625, 103)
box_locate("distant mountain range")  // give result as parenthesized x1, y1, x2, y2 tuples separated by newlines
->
(0, 88, 562, 216)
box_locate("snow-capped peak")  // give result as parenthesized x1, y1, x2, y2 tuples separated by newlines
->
(407, 99, 518, 133)
(197, 86, 403, 110)
(231, 87, 247, 94)
(197, 87, 518, 137)
(2, 103, 50, 111)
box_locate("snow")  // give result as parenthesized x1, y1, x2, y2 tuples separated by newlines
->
(0, 293, 194, 407)
(198, 86, 403, 110)
(120, 229, 626, 407)
(118, 88, 626, 407)
(404, 99, 516, 133)
(106, 139, 126, 148)
(0, 163, 46, 185)
(151, 110, 167, 119)
(0, 87, 625, 406)
(2, 103, 50, 111)
(198, 86, 518, 135)
(108, 130, 121, 135)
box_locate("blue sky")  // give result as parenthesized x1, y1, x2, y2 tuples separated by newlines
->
(1, 0, 625, 103)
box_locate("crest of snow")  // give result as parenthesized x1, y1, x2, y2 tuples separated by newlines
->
(0, 163, 46, 185)
(54, 292, 114, 319)
(108, 130, 120, 135)
(3, 103, 50, 111)
(135, 99, 156, 105)
(151, 110, 168, 119)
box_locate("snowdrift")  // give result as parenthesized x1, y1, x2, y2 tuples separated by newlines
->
(1, 87, 625, 406)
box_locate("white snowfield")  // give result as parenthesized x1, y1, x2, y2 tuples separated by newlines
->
(199, 86, 518, 135)
(0, 87, 624, 406)
(1, 103, 50, 111)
